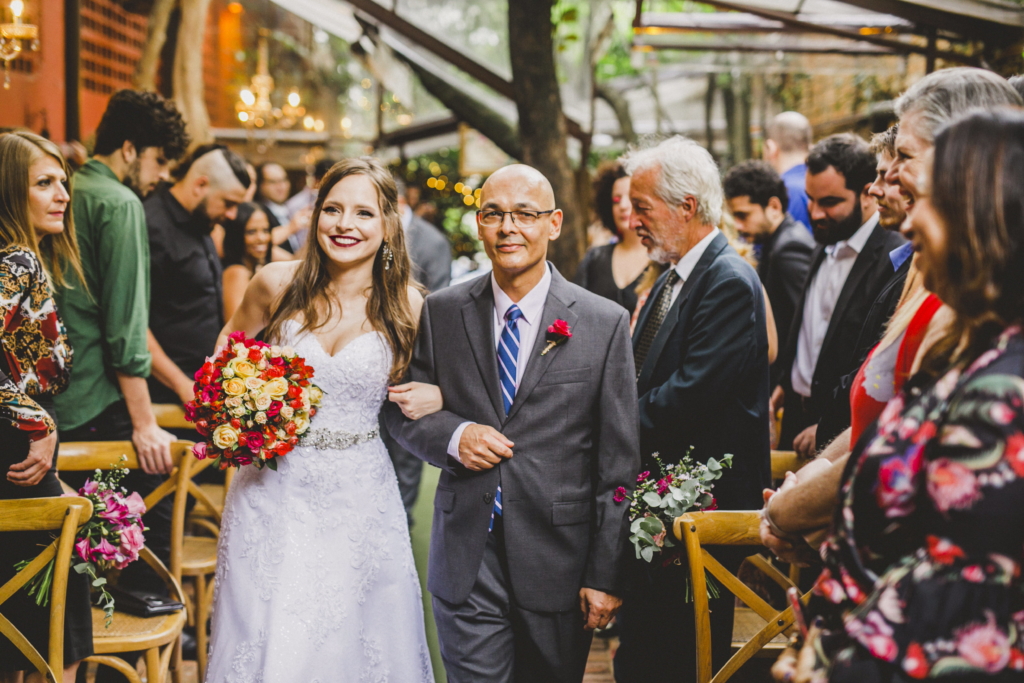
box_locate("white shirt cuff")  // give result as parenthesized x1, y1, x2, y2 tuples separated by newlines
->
(447, 422, 474, 463)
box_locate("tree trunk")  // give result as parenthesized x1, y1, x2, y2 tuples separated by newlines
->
(172, 0, 212, 146)
(134, 0, 177, 91)
(705, 73, 717, 160)
(595, 82, 637, 145)
(507, 0, 584, 279)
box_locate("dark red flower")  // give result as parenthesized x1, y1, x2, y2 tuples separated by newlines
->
(637, 470, 650, 482)
(613, 486, 628, 503)
(546, 319, 572, 339)
(267, 401, 282, 417)
(244, 431, 265, 452)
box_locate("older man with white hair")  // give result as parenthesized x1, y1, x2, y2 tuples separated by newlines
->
(614, 136, 771, 683)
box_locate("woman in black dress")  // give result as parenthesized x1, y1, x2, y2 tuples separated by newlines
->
(0, 132, 91, 683)
(575, 161, 653, 314)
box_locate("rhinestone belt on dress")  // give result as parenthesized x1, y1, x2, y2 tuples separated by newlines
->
(302, 426, 379, 451)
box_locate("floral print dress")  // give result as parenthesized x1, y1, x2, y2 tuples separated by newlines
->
(812, 327, 1024, 681)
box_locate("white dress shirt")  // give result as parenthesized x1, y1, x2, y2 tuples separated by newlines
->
(446, 265, 553, 461)
(667, 227, 721, 306)
(791, 213, 878, 397)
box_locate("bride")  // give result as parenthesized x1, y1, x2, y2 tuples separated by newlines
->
(205, 157, 436, 682)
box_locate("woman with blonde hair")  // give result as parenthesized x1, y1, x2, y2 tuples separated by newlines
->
(205, 157, 433, 682)
(0, 131, 90, 683)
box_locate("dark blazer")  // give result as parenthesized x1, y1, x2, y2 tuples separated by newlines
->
(759, 215, 815, 373)
(816, 252, 911, 445)
(634, 232, 771, 512)
(406, 216, 452, 293)
(383, 267, 639, 611)
(776, 219, 907, 422)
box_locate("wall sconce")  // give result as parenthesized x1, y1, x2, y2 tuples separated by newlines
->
(0, 0, 39, 89)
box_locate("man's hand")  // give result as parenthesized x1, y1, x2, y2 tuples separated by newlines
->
(457, 424, 513, 471)
(133, 422, 175, 475)
(793, 424, 817, 459)
(770, 385, 785, 420)
(7, 431, 56, 486)
(579, 588, 622, 630)
(760, 489, 819, 567)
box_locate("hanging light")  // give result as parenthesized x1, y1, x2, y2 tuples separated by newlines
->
(0, 0, 39, 90)
(235, 29, 309, 140)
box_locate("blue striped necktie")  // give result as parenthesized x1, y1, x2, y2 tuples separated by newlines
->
(491, 304, 523, 531)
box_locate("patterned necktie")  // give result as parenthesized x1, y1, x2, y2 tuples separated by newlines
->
(492, 304, 523, 531)
(634, 269, 681, 377)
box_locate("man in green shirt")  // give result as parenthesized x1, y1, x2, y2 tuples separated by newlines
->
(56, 89, 190, 478)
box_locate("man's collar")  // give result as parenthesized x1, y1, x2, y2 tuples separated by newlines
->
(826, 212, 878, 257)
(84, 158, 119, 182)
(672, 227, 721, 282)
(160, 187, 210, 235)
(491, 264, 552, 324)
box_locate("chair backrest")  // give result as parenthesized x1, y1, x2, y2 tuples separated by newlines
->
(0, 496, 93, 681)
(771, 450, 809, 481)
(674, 510, 811, 683)
(152, 404, 192, 431)
(56, 441, 215, 582)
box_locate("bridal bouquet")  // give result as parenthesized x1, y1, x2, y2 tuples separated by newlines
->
(615, 448, 733, 600)
(15, 457, 146, 626)
(186, 330, 323, 470)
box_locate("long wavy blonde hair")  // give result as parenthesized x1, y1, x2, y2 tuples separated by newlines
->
(263, 157, 419, 382)
(0, 131, 86, 290)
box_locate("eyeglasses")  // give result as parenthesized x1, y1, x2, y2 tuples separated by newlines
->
(477, 209, 556, 228)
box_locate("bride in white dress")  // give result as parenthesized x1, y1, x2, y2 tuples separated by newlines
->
(204, 158, 437, 683)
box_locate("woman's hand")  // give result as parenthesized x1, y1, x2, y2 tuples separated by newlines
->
(8, 430, 56, 486)
(388, 382, 443, 420)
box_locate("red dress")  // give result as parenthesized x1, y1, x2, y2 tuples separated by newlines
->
(848, 293, 942, 446)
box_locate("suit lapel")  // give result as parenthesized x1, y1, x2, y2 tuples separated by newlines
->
(461, 275, 505, 422)
(818, 223, 885, 362)
(636, 233, 728, 392)
(504, 270, 578, 424)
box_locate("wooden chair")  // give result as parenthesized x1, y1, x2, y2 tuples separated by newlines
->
(674, 510, 811, 683)
(57, 441, 209, 683)
(151, 404, 191, 431)
(0, 496, 93, 683)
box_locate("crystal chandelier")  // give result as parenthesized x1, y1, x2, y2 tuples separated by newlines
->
(0, 0, 38, 90)
(236, 29, 305, 130)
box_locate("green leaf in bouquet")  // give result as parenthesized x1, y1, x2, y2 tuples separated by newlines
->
(706, 457, 722, 472)
(696, 492, 714, 508)
(630, 517, 645, 534)
(92, 577, 107, 587)
(721, 453, 734, 467)
(642, 491, 663, 508)
(640, 545, 655, 563)
(639, 516, 664, 537)
(635, 529, 655, 546)
(266, 458, 278, 472)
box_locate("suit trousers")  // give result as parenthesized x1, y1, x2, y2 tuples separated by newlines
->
(614, 554, 739, 683)
(432, 517, 593, 683)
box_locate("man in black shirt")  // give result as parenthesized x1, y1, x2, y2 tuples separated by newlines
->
(146, 146, 250, 405)
(724, 160, 814, 381)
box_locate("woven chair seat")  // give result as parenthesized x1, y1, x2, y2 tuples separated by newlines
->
(91, 605, 186, 652)
(732, 607, 789, 654)
(182, 536, 218, 574)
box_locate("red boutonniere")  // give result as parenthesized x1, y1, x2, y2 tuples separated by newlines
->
(541, 319, 572, 356)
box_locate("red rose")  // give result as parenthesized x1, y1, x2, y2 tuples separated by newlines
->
(267, 401, 282, 417)
(230, 418, 242, 430)
(247, 346, 263, 363)
(244, 431, 265, 452)
(285, 422, 298, 436)
(547, 319, 572, 338)
(288, 385, 303, 399)
(927, 535, 966, 564)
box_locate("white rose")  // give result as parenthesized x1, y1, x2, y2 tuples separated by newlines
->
(255, 412, 267, 424)
(231, 406, 247, 417)
(221, 366, 235, 379)
(270, 346, 282, 358)
(292, 412, 311, 435)
(232, 343, 247, 358)
(280, 406, 294, 421)
(225, 396, 242, 408)
(245, 377, 265, 391)
(281, 346, 296, 358)
(254, 394, 273, 411)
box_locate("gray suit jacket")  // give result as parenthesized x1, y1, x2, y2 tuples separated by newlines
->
(406, 216, 452, 293)
(383, 266, 640, 611)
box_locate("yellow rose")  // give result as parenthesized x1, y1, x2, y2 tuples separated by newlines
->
(233, 360, 257, 378)
(262, 377, 289, 398)
(308, 386, 324, 405)
(212, 424, 239, 449)
(222, 378, 246, 396)
(292, 412, 311, 435)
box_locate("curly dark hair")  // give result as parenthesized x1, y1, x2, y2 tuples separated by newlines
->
(93, 90, 190, 161)
(593, 160, 628, 236)
(723, 160, 788, 210)
(807, 133, 876, 194)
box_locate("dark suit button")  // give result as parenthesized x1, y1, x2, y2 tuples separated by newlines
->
(483, 492, 494, 504)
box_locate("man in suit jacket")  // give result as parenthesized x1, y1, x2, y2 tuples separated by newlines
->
(614, 136, 771, 683)
(773, 134, 906, 457)
(384, 165, 639, 682)
(724, 160, 815, 381)
(383, 180, 455, 523)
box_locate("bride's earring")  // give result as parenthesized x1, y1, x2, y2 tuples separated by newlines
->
(382, 242, 394, 270)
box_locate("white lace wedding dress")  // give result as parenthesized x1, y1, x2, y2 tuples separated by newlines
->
(205, 321, 433, 683)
